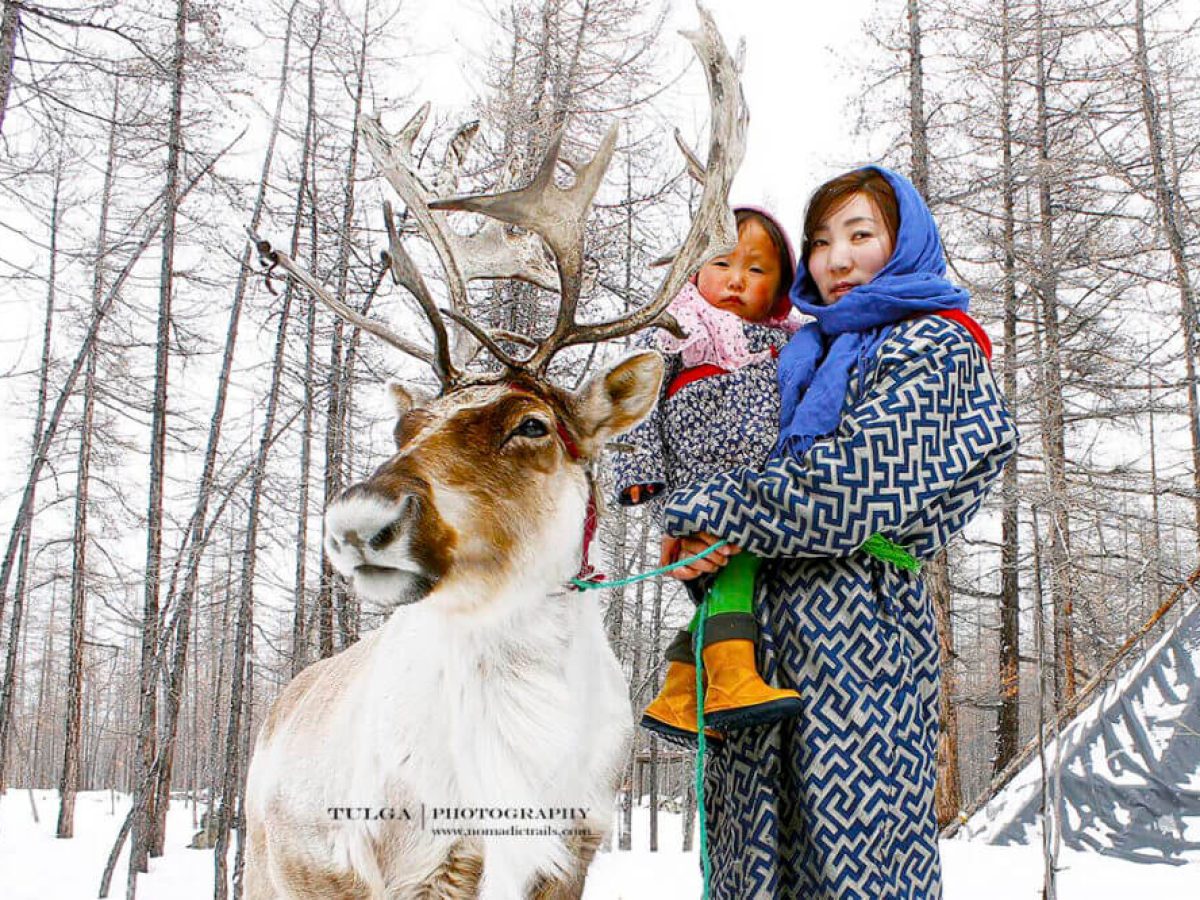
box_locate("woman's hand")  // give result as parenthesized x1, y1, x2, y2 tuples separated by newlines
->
(659, 533, 741, 580)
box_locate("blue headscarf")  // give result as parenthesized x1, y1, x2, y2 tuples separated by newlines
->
(776, 166, 969, 456)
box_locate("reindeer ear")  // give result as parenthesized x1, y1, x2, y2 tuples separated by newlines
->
(388, 382, 416, 417)
(574, 351, 664, 455)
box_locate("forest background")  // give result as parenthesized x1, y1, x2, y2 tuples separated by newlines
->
(0, 0, 1198, 893)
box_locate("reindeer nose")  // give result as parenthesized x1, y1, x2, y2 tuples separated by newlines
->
(325, 487, 416, 562)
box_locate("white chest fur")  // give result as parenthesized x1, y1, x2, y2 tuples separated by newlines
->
(251, 581, 631, 899)
(377, 587, 628, 799)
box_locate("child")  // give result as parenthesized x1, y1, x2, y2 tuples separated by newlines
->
(613, 207, 804, 744)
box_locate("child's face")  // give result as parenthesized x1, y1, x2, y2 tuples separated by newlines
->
(695, 218, 782, 323)
(806, 193, 894, 305)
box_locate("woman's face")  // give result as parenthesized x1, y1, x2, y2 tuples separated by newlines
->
(807, 193, 895, 305)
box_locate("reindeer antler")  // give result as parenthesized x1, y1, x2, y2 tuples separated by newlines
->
(360, 105, 570, 387)
(428, 123, 619, 375)
(427, 2, 747, 377)
(567, 13, 748, 347)
(250, 3, 745, 393)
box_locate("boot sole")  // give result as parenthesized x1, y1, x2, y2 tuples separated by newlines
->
(705, 696, 803, 731)
(639, 714, 724, 748)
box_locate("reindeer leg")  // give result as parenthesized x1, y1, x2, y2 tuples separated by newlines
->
(527, 831, 603, 900)
(242, 820, 275, 900)
(412, 839, 484, 900)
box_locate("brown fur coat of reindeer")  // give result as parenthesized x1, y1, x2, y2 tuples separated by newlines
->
(243, 7, 746, 897)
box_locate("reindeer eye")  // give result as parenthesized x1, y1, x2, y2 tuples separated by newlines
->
(514, 417, 550, 439)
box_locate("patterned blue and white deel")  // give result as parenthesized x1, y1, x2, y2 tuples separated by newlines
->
(663, 315, 1019, 899)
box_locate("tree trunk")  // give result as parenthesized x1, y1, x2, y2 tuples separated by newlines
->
(906, 0, 929, 194)
(929, 553, 961, 827)
(904, 0, 958, 820)
(130, 1, 188, 879)
(682, 775, 696, 853)
(322, 0, 372, 654)
(29, 585, 59, 789)
(0, 138, 63, 795)
(292, 8, 322, 677)
(215, 192, 299, 900)
(994, 0, 1021, 777)
(648, 527, 664, 853)
(59, 84, 117, 836)
(204, 542, 233, 839)
(1031, 504, 1057, 898)
(620, 525, 648, 853)
(1033, 0, 1075, 706)
(148, 0, 300, 855)
(1132, 0, 1200, 556)
(1147, 379, 1163, 607)
(0, 0, 19, 135)
(605, 512, 628, 646)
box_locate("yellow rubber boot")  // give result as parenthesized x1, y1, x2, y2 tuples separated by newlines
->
(640, 660, 723, 746)
(702, 639, 802, 731)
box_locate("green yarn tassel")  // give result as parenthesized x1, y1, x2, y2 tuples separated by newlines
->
(859, 533, 921, 572)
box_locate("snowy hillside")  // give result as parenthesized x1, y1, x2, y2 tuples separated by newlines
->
(2, 790, 1198, 898)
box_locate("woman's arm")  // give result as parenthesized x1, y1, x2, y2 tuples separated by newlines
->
(662, 318, 1018, 559)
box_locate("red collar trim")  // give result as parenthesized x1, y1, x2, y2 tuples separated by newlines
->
(555, 421, 583, 461)
(932, 310, 993, 360)
(667, 364, 728, 398)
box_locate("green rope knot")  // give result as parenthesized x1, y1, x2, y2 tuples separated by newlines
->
(859, 533, 921, 572)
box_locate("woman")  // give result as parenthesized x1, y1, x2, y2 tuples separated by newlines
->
(662, 166, 1018, 899)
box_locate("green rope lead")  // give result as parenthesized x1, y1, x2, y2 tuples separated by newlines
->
(572, 533, 917, 592)
(577, 532, 914, 897)
(694, 597, 712, 900)
(570, 540, 731, 590)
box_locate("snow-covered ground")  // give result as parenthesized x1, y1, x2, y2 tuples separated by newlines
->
(2, 790, 1197, 898)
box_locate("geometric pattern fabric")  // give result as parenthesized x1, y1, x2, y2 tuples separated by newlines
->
(611, 317, 790, 512)
(663, 317, 1019, 898)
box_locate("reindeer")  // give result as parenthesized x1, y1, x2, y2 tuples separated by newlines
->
(242, 9, 746, 898)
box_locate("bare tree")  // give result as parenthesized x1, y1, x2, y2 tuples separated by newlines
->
(129, 0, 190, 879)
(56, 81, 122, 837)
(0, 0, 17, 135)
(292, 11, 325, 674)
(994, 0, 1022, 775)
(147, 0, 304, 856)
(0, 125, 67, 797)
(1129, 0, 1200, 553)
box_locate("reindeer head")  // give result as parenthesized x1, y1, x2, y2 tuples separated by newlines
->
(252, 6, 746, 610)
(323, 355, 662, 608)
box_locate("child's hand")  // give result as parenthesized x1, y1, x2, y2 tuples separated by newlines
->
(660, 533, 740, 580)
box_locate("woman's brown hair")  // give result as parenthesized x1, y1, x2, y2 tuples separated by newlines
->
(801, 169, 899, 266)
